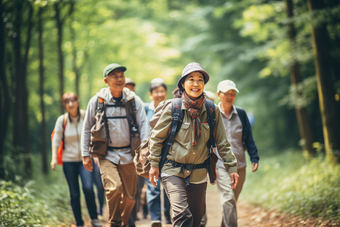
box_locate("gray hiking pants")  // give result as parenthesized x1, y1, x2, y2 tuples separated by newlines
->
(216, 167, 238, 227)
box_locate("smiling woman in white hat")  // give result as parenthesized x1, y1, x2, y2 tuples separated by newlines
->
(148, 63, 239, 227)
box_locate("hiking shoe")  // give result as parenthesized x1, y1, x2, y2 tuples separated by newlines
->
(151, 220, 162, 227)
(91, 218, 102, 227)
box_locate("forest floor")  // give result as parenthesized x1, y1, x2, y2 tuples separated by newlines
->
(76, 185, 340, 227)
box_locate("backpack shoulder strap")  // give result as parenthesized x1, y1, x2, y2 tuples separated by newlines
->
(126, 97, 139, 134)
(204, 99, 217, 148)
(172, 98, 184, 132)
(165, 98, 184, 150)
(79, 109, 85, 120)
(63, 113, 68, 129)
(159, 98, 184, 169)
(97, 97, 105, 112)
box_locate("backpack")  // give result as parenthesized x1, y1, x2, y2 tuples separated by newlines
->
(51, 110, 85, 165)
(90, 97, 140, 158)
(133, 98, 218, 183)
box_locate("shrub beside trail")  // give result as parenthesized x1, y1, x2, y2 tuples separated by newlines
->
(242, 150, 340, 221)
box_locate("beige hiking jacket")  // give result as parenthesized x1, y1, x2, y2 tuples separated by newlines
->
(148, 100, 237, 183)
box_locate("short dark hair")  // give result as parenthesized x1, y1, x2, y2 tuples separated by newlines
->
(149, 83, 167, 93)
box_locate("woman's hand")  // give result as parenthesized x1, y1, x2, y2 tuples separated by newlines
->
(149, 167, 159, 187)
(229, 172, 239, 190)
(50, 146, 58, 171)
(50, 158, 57, 171)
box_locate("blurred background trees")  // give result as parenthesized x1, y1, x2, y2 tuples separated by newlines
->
(0, 0, 340, 180)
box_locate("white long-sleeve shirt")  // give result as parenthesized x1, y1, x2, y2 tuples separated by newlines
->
(52, 114, 83, 162)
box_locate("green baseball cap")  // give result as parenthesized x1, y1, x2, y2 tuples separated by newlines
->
(103, 63, 127, 77)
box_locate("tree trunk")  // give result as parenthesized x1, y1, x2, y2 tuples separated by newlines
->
(69, 2, 80, 96)
(12, 2, 23, 162)
(55, 2, 64, 114)
(307, 0, 340, 164)
(85, 50, 92, 101)
(285, 0, 314, 157)
(38, 6, 48, 175)
(0, 0, 9, 179)
(21, 2, 33, 177)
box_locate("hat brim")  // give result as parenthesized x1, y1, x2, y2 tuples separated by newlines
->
(217, 87, 239, 93)
(177, 70, 210, 90)
(105, 66, 127, 77)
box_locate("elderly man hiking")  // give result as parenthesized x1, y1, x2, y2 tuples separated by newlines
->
(82, 63, 149, 227)
(215, 80, 259, 227)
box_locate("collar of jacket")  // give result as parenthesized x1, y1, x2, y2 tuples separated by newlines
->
(96, 87, 135, 103)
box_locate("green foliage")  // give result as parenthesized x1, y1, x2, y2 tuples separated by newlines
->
(0, 177, 72, 226)
(242, 150, 340, 220)
(1, 153, 73, 226)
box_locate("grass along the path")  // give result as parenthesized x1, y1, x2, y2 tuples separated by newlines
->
(240, 149, 340, 221)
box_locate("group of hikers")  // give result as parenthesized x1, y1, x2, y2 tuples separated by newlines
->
(50, 62, 259, 227)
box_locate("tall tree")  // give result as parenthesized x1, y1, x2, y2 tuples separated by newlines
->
(12, 0, 23, 162)
(285, 0, 314, 157)
(11, 0, 33, 176)
(0, 0, 11, 179)
(55, 1, 65, 113)
(69, 1, 81, 95)
(307, 0, 340, 163)
(38, 6, 48, 175)
(22, 1, 33, 176)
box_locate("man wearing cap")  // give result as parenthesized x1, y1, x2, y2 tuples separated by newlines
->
(125, 78, 136, 92)
(145, 78, 172, 227)
(81, 63, 149, 227)
(215, 80, 259, 227)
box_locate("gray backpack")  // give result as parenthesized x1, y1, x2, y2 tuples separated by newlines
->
(90, 97, 140, 158)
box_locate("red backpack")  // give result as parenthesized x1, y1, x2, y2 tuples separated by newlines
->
(50, 113, 68, 165)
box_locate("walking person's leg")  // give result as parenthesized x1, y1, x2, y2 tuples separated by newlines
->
(118, 162, 138, 226)
(186, 182, 207, 227)
(63, 162, 83, 226)
(128, 175, 144, 227)
(145, 178, 162, 221)
(93, 160, 105, 216)
(216, 167, 237, 227)
(99, 159, 124, 227)
(79, 162, 99, 222)
(162, 176, 193, 227)
(233, 167, 246, 201)
(163, 187, 171, 224)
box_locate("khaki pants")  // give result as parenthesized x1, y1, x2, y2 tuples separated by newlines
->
(162, 175, 207, 227)
(234, 167, 246, 201)
(99, 160, 137, 227)
(216, 167, 246, 227)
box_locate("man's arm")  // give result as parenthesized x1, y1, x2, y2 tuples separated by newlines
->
(135, 96, 150, 143)
(81, 96, 98, 171)
(214, 107, 238, 174)
(242, 109, 259, 164)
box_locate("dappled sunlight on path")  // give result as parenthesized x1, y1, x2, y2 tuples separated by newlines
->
(79, 184, 339, 227)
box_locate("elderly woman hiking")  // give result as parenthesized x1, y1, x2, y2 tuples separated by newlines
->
(148, 63, 239, 227)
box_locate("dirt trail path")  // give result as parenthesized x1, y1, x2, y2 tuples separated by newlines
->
(80, 185, 339, 227)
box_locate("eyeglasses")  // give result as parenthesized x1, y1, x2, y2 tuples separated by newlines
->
(64, 99, 78, 105)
